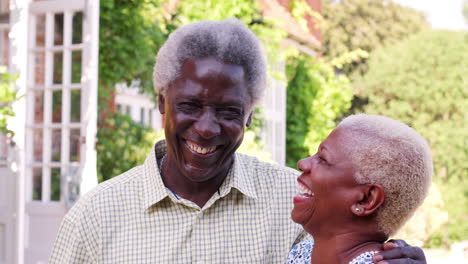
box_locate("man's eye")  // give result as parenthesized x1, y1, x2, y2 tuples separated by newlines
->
(178, 102, 199, 112)
(218, 108, 242, 119)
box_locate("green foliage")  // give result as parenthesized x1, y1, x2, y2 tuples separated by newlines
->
(0, 67, 19, 137)
(237, 130, 273, 163)
(322, 0, 428, 74)
(96, 114, 164, 182)
(285, 54, 353, 168)
(99, 0, 166, 96)
(355, 30, 468, 247)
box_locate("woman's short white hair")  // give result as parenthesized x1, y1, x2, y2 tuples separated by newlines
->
(153, 19, 267, 106)
(337, 114, 433, 236)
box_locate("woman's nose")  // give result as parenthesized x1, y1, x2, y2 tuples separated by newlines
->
(297, 156, 313, 172)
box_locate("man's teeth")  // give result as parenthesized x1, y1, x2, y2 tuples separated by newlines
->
(298, 183, 315, 197)
(187, 141, 217, 154)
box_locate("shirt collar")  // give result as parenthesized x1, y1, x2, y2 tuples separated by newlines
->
(142, 140, 258, 211)
(218, 152, 258, 199)
(142, 140, 169, 210)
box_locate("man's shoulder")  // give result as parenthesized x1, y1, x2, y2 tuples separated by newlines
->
(64, 165, 144, 223)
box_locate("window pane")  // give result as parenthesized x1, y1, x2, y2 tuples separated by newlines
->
(140, 108, 144, 124)
(54, 13, 64, 46)
(70, 129, 80, 162)
(126, 105, 131, 116)
(71, 50, 82, 84)
(72, 12, 83, 44)
(34, 52, 45, 85)
(53, 51, 63, 84)
(33, 90, 44, 124)
(149, 109, 153, 128)
(32, 168, 42, 200)
(70, 89, 81, 122)
(35, 14, 46, 47)
(50, 168, 61, 201)
(0, 134, 7, 161)
(51, 129, 61, 162)
(33, 129, 43, 162)
(52, 90, 62, 123)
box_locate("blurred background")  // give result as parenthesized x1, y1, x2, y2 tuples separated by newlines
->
(0, 0, 467, 263)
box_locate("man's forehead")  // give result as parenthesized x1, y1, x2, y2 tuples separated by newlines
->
(177, 57, 243, 81)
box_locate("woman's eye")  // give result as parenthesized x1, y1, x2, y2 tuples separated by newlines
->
(318, 156, 327, 163)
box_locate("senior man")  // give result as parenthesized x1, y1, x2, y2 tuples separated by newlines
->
(50, 19, 427, 263)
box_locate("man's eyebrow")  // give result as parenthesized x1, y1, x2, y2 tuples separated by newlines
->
(176, 95, 200, 101)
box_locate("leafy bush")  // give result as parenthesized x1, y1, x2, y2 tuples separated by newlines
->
(285, 54, 353, 168)
(355, 30, 468, 247)
(238, 130, 273, 163)
(96, 114, 164, 182)
(0, 66, 19, 137)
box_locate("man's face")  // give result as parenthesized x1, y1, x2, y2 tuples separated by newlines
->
(159, 57, 252, 183)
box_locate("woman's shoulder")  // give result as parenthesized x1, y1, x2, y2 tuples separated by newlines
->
(349, 251, 379, 264)
(286, 239, 314, 264)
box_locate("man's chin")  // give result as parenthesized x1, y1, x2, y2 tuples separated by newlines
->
(183, 165, 218, 183)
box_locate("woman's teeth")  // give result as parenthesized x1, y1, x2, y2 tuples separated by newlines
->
(187, 141, 217, 154)
(298, 182, 315, 197)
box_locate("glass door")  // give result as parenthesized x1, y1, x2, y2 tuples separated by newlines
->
(24, 1, 99, 263)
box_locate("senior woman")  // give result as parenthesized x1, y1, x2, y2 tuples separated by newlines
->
(287, 114, 433, 264)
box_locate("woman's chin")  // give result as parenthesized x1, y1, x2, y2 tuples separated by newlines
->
(291, 206, 314, 226)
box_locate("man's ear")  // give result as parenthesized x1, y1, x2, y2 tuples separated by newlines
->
(246, 112, 253, 127)
(158, 94, 166, 114)
(351, 184, 385, 216)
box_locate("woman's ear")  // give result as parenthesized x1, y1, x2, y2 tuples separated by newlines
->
(351, 184, 385, 216)
(158, 94, 166, 114)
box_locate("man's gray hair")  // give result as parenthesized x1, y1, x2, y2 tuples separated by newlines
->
(337, 114, 433, 236)
(153, 19, 267, 106)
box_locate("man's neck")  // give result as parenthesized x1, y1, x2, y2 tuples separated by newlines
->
(311, 231, 386, 264)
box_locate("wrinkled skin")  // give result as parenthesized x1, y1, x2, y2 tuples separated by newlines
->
(158, 57, 252, 207)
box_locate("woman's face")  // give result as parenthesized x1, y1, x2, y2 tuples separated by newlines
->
(291, 126, 359, 232)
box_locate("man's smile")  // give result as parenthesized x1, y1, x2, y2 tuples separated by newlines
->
(185, 140, 219, 155)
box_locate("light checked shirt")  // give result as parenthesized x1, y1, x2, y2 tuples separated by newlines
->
(49, 140, 308, 263)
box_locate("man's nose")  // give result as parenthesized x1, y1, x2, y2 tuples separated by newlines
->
(193, 109, 221, 139)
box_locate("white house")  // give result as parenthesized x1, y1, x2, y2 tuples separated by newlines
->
(0, 0, 320, 263)
(114, 80, 163, 130)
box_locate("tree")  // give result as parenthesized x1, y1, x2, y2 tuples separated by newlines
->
(286, 54, 353, 167)
(322, 0, 428, 75)
(355, 30, 468, 247)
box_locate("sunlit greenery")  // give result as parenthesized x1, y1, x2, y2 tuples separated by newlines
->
(322, 0, 428, 75)
(0, 67, 19, 137)
(355, 30, 468, 247)
(285, 53, 353, 167)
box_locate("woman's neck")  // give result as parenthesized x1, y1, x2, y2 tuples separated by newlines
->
(311, 231, 386, 264)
